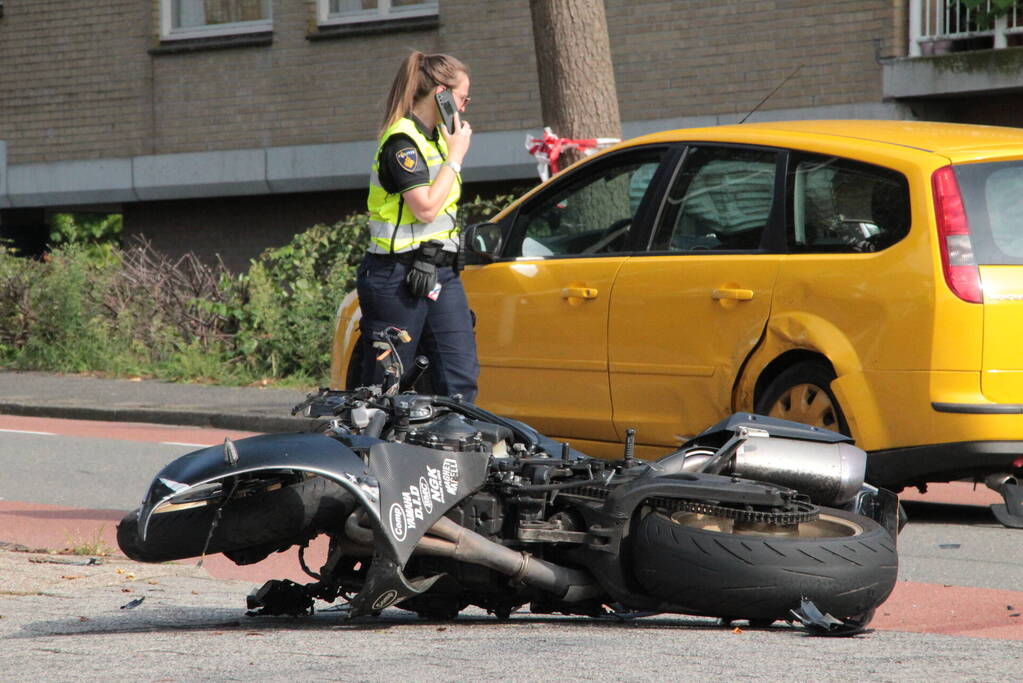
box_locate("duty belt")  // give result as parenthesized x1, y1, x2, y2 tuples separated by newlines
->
(371, 250, 458, 268)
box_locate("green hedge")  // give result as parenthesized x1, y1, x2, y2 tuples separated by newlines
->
(0, 195, 516, 386)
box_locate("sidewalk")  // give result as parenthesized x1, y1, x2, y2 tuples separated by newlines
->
(0, 370, 312, 432)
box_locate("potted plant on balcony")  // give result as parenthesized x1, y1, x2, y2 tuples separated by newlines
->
(962, 0, 1017, 30)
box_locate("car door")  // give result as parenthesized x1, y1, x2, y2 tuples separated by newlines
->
(608, 144, 785, 447)
(465, 147, 671, 442)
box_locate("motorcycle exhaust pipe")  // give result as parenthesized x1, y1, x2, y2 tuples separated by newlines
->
(730, 437, 866, 506)
(344, 511, 599, 602)
(424, 517, 601, 602)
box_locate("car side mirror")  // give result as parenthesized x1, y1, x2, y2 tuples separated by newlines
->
(463, 222, 504, 262)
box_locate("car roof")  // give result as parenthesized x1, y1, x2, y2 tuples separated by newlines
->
(630, 119, 1023, 159)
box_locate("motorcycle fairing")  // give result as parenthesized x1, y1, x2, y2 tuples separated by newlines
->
(134, 432, 376, 546)
(366, 441, 489, 565)
(317, 442, 489, 617)
(133, 431, 489, 618)
(347, 554, 444, 616)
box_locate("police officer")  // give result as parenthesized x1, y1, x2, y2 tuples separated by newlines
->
(356, 51, 479, 400)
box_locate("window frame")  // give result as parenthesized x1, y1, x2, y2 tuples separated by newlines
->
(501, 145, 677, 261)
(160, 0, 273, 41)
(648, 143, 787, 255)
(317, 0, 439, 27)
(783, 151, 911, 255)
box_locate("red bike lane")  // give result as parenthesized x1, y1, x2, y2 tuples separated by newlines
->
(2, 415, 1021, 639)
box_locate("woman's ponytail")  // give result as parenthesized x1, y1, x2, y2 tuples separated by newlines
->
(378, 51, 469, 137)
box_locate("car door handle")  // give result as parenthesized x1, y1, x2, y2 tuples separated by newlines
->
(562, 286, 599, 300)
(712, 288, 754, 301)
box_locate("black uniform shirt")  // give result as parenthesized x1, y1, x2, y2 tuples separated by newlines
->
(378, 115, 440, 195)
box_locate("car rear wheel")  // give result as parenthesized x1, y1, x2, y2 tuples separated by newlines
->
(755, 360, 850, 435)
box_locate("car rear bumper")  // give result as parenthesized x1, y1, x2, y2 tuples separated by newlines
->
(866, 440, 1023, 490)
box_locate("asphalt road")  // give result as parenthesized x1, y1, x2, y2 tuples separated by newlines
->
(2, 416, 1023, 681)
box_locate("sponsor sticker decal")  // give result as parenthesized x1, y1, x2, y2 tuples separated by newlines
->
(396, 147, 418, 172)
(372, 589, 399, 611)
(426, 465, 446, 506)
(442, 458, 460, 496)
(402, 485, 425, 526)
(419, 476, 434, 515)
(389, 503, 408, 542)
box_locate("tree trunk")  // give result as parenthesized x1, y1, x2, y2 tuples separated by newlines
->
(529, 0, 622, 168)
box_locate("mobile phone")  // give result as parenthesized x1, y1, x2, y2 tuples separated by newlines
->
(435, 89, 458, 134)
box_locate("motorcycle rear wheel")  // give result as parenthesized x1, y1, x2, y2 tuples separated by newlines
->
(632, 506, 897, 621)
(117, 475, 356, 564)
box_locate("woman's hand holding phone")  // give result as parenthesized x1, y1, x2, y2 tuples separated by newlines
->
(441, 110, 472, 165)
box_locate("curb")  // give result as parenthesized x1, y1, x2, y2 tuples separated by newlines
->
(0, 402, 311, 434)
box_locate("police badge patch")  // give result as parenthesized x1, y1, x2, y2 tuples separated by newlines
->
(395, 147, 419, 172)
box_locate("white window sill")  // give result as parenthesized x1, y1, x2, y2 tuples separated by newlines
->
(308, 13, 438, 41)
(161, 21, 273, 41)
(318, 7, 436, 27)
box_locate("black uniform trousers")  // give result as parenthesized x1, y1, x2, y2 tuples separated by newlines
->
(355, 252, 479, 401)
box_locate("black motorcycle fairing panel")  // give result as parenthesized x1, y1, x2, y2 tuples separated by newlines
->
(368, 441, 489, 565)
(348, 554, 443, 616)
(136, 433, 373, 541)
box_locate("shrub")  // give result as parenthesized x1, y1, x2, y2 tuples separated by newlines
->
(0, 245, 124, 373)
(226, 214, 366, 382)
(0, 192, 521, 385)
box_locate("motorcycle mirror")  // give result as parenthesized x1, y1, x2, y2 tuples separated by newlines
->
(463, 222, 504, 262)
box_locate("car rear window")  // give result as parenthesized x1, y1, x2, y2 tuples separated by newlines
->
(788, 154, 910, 253)
(954, 161, 1023, 265)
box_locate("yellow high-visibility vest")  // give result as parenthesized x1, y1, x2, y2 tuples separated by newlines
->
(367, 117, 461, 254)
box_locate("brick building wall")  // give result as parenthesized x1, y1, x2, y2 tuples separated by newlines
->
(0, 1, 153, 164)
(0, 0, 904, 267)
(2, 1, 898, 163)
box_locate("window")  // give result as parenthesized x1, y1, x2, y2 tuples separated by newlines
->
(789, 155, 910, 253)
(319, 0, 439, 25)
(652, 146, 779, 252)
(509, 151, 664, 258)
(162, 0, 272, 39)
(953, 160, 1023, 265)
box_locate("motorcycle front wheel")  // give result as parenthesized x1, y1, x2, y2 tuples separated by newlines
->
(117, 475, 355, 564)
(631, 506, 898, 622)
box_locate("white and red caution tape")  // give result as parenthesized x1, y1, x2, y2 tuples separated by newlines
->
(525, 127, 620, 181)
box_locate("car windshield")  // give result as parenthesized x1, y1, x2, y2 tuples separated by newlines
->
(954, 160, 1023, 265)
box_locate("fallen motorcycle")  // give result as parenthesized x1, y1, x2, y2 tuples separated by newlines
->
(118, 328, 900, 626)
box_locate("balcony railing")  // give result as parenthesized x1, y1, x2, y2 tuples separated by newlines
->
(909, 0, 1023, 55)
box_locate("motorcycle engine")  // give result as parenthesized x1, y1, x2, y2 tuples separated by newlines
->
(406, 412, 513, 456)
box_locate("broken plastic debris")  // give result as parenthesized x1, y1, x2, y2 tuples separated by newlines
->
(789, 598, 874, 637)
(29, 556, 101, 566)
(120, 597, 145, 610)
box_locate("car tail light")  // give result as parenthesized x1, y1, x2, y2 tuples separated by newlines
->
(932, 166, 982, 303)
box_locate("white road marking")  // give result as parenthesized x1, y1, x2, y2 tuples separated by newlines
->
(159, 441, 214, 448)
(0, 428, 57, 436)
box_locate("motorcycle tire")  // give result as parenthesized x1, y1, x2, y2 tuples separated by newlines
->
(631, 506, 897, 621)
(117, 475, 356, 564)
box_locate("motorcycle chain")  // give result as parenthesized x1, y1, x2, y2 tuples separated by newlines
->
(646, 496, 819, 526)
(561, 486, 819, 525)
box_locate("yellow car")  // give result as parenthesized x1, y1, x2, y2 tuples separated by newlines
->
(332, 120, 1023, 505)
